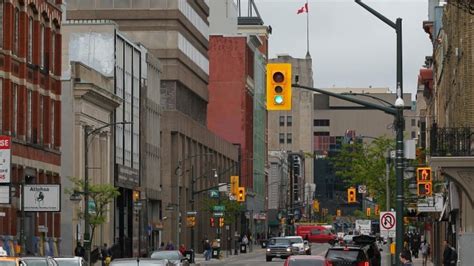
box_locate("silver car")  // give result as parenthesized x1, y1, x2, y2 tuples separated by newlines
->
(20, 257, 59, 266)
(110, 258, 170, 266)
(150, 251, 189, 266)
(54, 257, 85, 266)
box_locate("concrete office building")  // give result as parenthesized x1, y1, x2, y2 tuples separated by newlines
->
(66, 1, 239, 251)
(268, 55, 314, 218)
(313, 87, 417, 215)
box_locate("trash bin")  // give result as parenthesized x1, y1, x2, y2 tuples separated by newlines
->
(183, 249, 194, 263)
(212, 248, 220, 259)
(240, 244, 247, 253)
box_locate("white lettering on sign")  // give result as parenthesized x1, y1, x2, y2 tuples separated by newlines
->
(0, 139, 9, 148)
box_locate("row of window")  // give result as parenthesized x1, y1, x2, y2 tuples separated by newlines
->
(279, 116, 292, 127)
(279, 133, 292, 144)
(1, 2, 58, 72)
(313, 119, 418, 128)
(0, 79, 56, 147)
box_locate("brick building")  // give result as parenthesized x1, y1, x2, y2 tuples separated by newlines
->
(0, 0, 63, 256)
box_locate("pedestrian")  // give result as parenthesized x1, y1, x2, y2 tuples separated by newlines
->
(403, 241, 412, 262)
(74, 242, 85, 257)
(159, 242, 165, 250)
(178, 244, 186, 256)
(443, 240, 457, 266)
(101, 243, 111, 266)
(203, 240, 211, 261)
(420, 240, 430, 266)
(165, 241, 175, 250)
(400, 252, 414, 266)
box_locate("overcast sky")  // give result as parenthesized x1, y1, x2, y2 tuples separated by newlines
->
(247, 0, 432, 96)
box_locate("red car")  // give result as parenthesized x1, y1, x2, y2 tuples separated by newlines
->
(284, 255, 326, 266)
(296, 225, 336, 243)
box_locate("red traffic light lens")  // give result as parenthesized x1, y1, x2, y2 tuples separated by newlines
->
(273, 72, 285, 83)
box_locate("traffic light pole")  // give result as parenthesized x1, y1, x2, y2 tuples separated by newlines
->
(293, 83, 404, 265)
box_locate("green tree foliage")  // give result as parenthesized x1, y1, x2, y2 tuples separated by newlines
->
(67, 177, 120, 243)
(332, 137, 395, 211)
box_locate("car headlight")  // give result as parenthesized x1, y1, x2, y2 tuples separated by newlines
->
(266, 248, 271, 252)
(286, 248, 291, 252)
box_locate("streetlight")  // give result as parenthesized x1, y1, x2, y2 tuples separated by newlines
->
(83, 121, 131, 265)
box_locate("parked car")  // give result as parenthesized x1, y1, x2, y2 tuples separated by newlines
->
(285, 236, 306, 255)
(0, 257, 24, 266)
(111, 258, 170, 266)
(324, 235, 381, 266)
(296, 225, 337, 243)
(284, 255, 325, 266)
(150, 250, 189, 266)
(266, 237, 297, 262)
(54, 257, 85, 266)
(20, 257, 59, 266)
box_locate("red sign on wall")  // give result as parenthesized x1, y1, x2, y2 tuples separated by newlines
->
(0, 136, 11, 183)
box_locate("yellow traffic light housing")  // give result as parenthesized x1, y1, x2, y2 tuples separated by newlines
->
(366, 207, 371, 217)
(187, 216, 196, 228)
(348, 187, 356, 203)
(133, 190, 140, 202)
(218, 217, 224, 227)
(375, 204, 380, 216)
(266, 63, 292, 110)
(230, 176, 239, 196)
(312, 200, 320, 213)
(237, 187, 246, 202)
(416, 167, 433, 196)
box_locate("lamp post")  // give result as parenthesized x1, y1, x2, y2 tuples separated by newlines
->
(83, 121, 131, 265)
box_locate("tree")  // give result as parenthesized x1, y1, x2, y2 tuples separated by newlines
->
(67, 177, 120, 244)
(332, 136, 395, 211)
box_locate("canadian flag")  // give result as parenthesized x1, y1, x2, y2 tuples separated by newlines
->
(297, 3, 308, 14)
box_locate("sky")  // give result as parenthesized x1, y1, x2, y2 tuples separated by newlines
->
(245, 0, 433, 97)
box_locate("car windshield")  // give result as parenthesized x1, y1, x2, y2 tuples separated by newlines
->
(326, 250, 365, 262)
(288, 259, 324, 266)
(269, 238, 290, 245)
(150, 251, 181, 260)
(288, 238, 303, 244)
(55, 260, 79, 266)
(21, 259, 48, 266)
(0, 262, 16, 266)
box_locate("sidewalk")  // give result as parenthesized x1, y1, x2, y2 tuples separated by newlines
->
(193, 247, 263, 265)
(411, 256, 434, 266)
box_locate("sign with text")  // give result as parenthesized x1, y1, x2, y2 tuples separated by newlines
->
(24, 184, 60, 212)
(380, 211, 396, 238)
(0, 136, 11, 184)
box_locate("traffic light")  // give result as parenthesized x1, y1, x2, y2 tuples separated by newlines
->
(336, 209, 341, 217)
(366, 207, 371, 217)
(347, 187, 356, 203)
(210, 217, 215, 227)
(266, 63, 292, 110)
(230, 176, 239, 196)
(237, 187, 246, 202)
(416, 167, 433, 196)
(218, 217, 224, 227)
(133, 190, 140, 202)
(187, 216, 196, 228)
(375, 204, 380, 216)
(313, 200, 320, 213)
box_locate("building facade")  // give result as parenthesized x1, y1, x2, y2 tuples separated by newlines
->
(421, 1, 474, 265)
(0, 0, 63, 256)
(66, 1, 240, 252)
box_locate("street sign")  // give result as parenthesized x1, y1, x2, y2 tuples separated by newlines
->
(380, 211, 396, 238)
(210, 190, 219, 198)
(212, 205, 225, 212)
(417, 194, 443, 212)
(24, 184, 61, 212)
(213, 212, 224, 217)
(38, 225, 48, 233)
(228, 193, 236, 201)
(358, 185, 367, 194)
(186, 211, 197, 216)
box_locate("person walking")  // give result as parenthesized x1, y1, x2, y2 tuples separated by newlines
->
(443, 240, 457, 266)
(203, 240, 211, 261)
(400, 252, 414, 266)
(165, 241, 175, 250)
(420, 240, 430, 266)
(74, 243, 85, 258)
(101, 243, 111, 266)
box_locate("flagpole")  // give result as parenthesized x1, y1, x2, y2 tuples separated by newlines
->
(306, 0, 310, 56)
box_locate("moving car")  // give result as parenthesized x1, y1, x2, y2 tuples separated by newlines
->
(324, 235, 381, 266)
(150, 250, 189, 266)
(283, 255, 325, 266)
(296, 225, 336, 243)
(111, 258, 170, 266)
(285, 236, 306, 255)
(266, 237, 296, 262)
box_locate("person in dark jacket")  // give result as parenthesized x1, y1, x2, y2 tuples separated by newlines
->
(443, 240, 457, 266)
(74, 243, 85, 257)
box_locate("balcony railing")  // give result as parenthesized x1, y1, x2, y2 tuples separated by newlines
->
(430, 126, 474, 156)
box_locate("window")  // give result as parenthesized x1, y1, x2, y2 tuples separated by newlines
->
(279, 116, 285, 126)
(411, 119, 416, 127)
(287, 133, 292, 144)
(411, 131, 416, 139)
(314, 131, 330, 136)
(26, 90, 32, 142)
(314, 119, 330, 126)
(40, 25, 44, 68)
(39, 95, 44, 144)
(50, 100, 55, 147)
(13, 8, 19, 55)
(0, 1, 4, 47)
(11, 83, 17, 136)
(50, 32, 55, 72)
(279, 133, 285, 144)
(28, 17, 33, 63)
(287, 116, 292, 127)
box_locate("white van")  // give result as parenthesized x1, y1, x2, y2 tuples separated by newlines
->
(285, 236, 306, 255)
